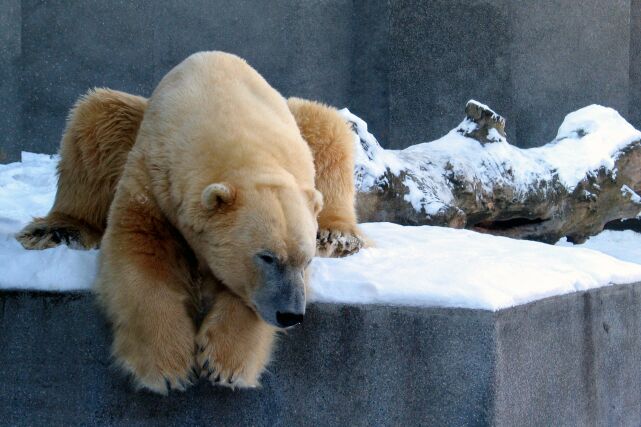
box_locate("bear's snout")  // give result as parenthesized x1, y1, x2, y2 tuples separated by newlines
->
(276, 311, 304, 328)
(252, 282, 306, 329)
(252, 259, 307, 329)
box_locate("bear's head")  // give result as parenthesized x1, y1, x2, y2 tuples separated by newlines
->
(189, 174, 322, 329)
(142, 50, 324, 329)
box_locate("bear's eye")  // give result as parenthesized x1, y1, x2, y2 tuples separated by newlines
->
(258, 253, 276, 265)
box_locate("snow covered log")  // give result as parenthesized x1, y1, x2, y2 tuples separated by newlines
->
(343, 102, 641, 244)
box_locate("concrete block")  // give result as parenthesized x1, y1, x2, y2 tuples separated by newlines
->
(509, 0, 631, 147)
(2, 0, 638, 161)
(388, 0, 513, 149)
(19, 0, 157, 156)
(348, 0, 391, 142)
(0, 0, 21, 163)
(631, 0, 641, 130)
(2, 283, 641, 425)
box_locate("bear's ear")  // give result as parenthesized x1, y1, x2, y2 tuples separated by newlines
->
(305, 188, 324, 216)
(201, 183, 236, 210)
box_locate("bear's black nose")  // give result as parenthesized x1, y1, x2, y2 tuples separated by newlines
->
(276, 311, 304, 328)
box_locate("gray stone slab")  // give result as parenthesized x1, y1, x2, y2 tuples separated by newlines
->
(150, 0, 354, 108)
(0, 0, 21, 163)
(0, 291, 495, 426)
(1, 0, 638, 162)
(631, 0, 641, 130)
(2, 283, 641, 425)
(348, 0, 391, 143)
(388, 0, 514, 149)
(509, 0, 631, 147)
(18, 0, 157, 157)
(494, 283, 641, 426)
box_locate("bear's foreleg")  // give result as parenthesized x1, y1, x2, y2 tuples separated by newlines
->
(96, 184, 198, 395)
(196, 289, 275, 389)
(288, 97, 365, 257)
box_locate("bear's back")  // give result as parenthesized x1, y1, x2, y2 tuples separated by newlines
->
(136, 51, 315, 197)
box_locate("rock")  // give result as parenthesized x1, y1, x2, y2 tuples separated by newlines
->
(342, 103, 641, 244)
(458, 100, 507, 144)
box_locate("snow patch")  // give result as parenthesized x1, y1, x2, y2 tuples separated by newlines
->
(556, 230, 641, 266)
(3, 152, 641, 309)
(621, 185, 641, 204)
(310, 223, 641, 310)
(0, 153, 99, 290)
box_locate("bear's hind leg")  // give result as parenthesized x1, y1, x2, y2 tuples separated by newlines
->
(196, 289, 275, 389)
(288, 97, 365, 257)
(16, 212, 103, 250)
(17, 88, 146, 250)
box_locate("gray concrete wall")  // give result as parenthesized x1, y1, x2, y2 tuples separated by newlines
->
(3, 283, 641, 425)
(0, 0, 21, 163)
(509, 0, 631, 148)
(0, 0, 638, 161)
(494, 283, 641, 426)
(0, 292, 497, 426)
(632, 0, 641, 130)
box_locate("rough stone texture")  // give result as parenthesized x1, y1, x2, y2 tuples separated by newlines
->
(494, 283, 641, 426)
(0, 292, 495, 426)
(0, 0, 21, 163)
(509, 0, 631, 148)
(2, 284, 641, 425)
(631, 0, 641, 131)
(1, 1, 638, 162)
(8, 0, 355, 161)
(388, 0, 514, 148)
(352, 102, 641, 244)
(348, 0, 391, 143)
(18, 0, 158, 157)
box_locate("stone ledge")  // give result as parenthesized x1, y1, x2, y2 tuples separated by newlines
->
(1, 284, 640, 426)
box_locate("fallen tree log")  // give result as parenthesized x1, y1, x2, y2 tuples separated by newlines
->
(342, 101, 641, 244)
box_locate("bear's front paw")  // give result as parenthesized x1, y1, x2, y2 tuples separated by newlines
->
(113, 328, 196, 395)
(196, 308, 274, 390)
(118, 350, 196, 395)
(316, 225, 364, 257)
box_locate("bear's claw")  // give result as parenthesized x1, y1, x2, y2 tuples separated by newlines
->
(198, 354, 254, 389)
(133, 369, 192, 395)
(316, 228, 364, 257)
(16, 223, 86, 250)
(189, 367, 199, 384)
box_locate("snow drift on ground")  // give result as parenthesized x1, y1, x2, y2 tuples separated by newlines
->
(3, 152, 641, 310)
(557, 230, 641, 266)
(0, 153, 99, 291)
(343, 103, 641, 217)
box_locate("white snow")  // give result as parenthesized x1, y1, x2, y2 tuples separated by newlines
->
(0, 153, 99, 290)
(310, 223, 641, 310)
(621, 185, 641, 205)
(341, 104, 641, 219)
(556, 230, 641, 266)
(3, 151, 641, 310)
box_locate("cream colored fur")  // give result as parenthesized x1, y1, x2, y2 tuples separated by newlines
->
(16, 51, 363, 394)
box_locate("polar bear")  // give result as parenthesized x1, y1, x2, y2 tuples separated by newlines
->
(17, 51, 364, 393)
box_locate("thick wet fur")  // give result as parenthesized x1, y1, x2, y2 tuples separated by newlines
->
(17, 52, 364, 394)
(287, 97, 365, 257)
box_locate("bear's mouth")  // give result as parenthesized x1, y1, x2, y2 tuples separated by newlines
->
(276, 311, 304, 327)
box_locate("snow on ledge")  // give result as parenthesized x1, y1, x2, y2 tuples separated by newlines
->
(3, 149, 641, 310)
